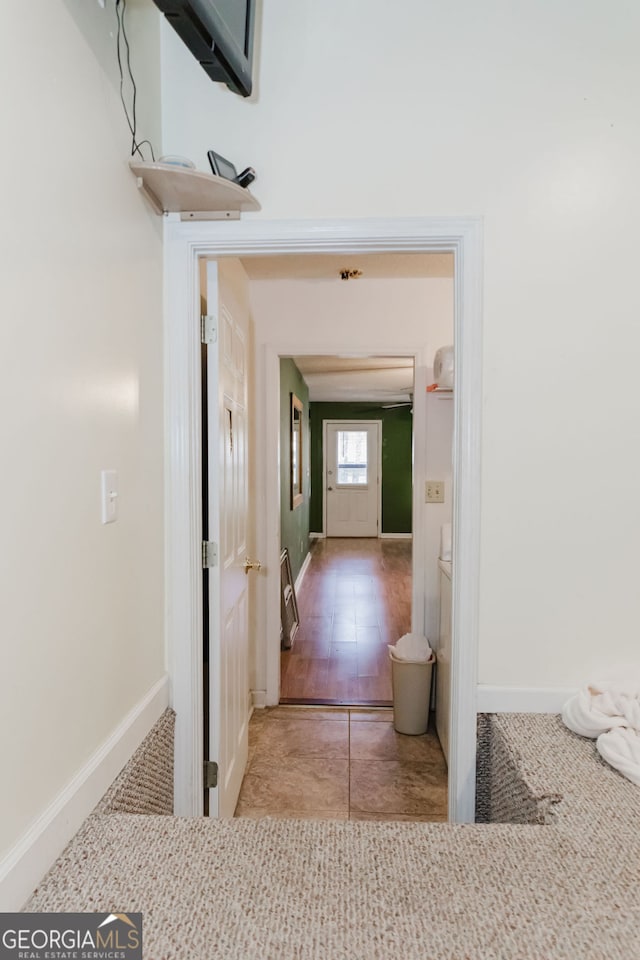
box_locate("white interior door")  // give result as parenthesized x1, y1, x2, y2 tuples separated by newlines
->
(205, 259, 252, 818)
(325, 421, 380, 537)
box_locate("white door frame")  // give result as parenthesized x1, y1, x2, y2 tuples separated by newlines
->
(323, 419, 382, 538)
(165, 216, 483, 823)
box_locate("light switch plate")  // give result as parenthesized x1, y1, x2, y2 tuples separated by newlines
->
(101, 469, 119, 524)
(426, 480, 445, 503)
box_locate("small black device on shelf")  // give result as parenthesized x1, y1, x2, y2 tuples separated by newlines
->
(235, 167, 256, 189)
(207, 150, 237, 180)
(207, 150, 256, 190)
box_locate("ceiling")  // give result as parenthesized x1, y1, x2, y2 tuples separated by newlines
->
(241, 252, 453, 282)
(240, 252, 449, 403)
(291, 355, 414, 404)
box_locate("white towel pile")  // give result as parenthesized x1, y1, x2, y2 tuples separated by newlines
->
(562, 682, 640, 786)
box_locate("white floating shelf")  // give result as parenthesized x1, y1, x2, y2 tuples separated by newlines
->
(129, 161, 260, 221)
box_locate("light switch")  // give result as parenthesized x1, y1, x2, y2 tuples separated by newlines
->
(101, 470, 119, 524)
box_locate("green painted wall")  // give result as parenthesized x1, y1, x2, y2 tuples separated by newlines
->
(309, 403, 413, 534)
(280, 360, 310, 582)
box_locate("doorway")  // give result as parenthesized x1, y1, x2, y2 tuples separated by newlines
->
(278, 353, 417, 708)
(166, 216, 482, 824)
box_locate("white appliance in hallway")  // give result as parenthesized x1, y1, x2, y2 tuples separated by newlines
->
(324, 420, 381, 537)
(435, 552, 452, 764)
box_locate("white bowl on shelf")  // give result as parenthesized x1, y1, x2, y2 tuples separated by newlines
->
(158, 155, 196, 169)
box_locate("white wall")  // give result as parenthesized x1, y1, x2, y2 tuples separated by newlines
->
(247, 275, 453, 694)
(248, 276, 453, 364)
(0, 0, 165, 878)
(163, 1, 640, 691)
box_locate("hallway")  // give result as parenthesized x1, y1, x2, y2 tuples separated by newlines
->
(280, 538, 412, 704)
(258, 539, 448, 823)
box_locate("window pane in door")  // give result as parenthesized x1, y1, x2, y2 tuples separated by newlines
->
(337, 430, 368, 484)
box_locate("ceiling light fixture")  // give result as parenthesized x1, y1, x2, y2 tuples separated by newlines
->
(339, 269, 363, 280)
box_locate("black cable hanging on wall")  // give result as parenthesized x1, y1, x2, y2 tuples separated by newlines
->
(115, 0, 156, 161)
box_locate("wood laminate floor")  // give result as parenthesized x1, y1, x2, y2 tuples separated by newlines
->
(280, 537, 412, 705)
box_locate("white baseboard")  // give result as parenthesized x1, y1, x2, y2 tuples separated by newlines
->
(295, 552, 312, 593)
(251, 689, 267, 709)
(380, 533, 413, 539)
(476, 685, 577, 714)
(309, 532, 325, 540)
(0, 673, 170, 911)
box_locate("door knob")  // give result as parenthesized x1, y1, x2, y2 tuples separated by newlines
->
(327, 486, 333, 491)
(244, 557, 262, 574)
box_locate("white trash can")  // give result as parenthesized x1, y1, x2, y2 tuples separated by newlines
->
(390, 651, 435, 735)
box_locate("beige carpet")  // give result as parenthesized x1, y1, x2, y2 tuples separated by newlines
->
(25, 712, 640, 959)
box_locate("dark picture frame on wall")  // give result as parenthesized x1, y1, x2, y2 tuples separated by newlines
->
(290, 393, 304, 509)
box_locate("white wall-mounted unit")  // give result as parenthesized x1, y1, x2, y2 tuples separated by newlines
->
(433, 345, 454, 389)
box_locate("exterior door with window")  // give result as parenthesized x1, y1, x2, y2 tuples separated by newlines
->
(325, 421, 380, 537)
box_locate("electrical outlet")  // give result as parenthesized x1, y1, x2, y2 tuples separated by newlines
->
(425, 481, 445, 503)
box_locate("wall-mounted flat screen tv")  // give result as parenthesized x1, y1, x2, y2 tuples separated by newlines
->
(153, 0, 256, 97)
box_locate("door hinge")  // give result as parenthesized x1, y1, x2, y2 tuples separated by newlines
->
(203, 760, 218, 789)
(202, 540, 218, 568)
(201, 314, 217, 344)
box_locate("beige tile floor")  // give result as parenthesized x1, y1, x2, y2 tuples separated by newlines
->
(234, 706, 448, 822)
